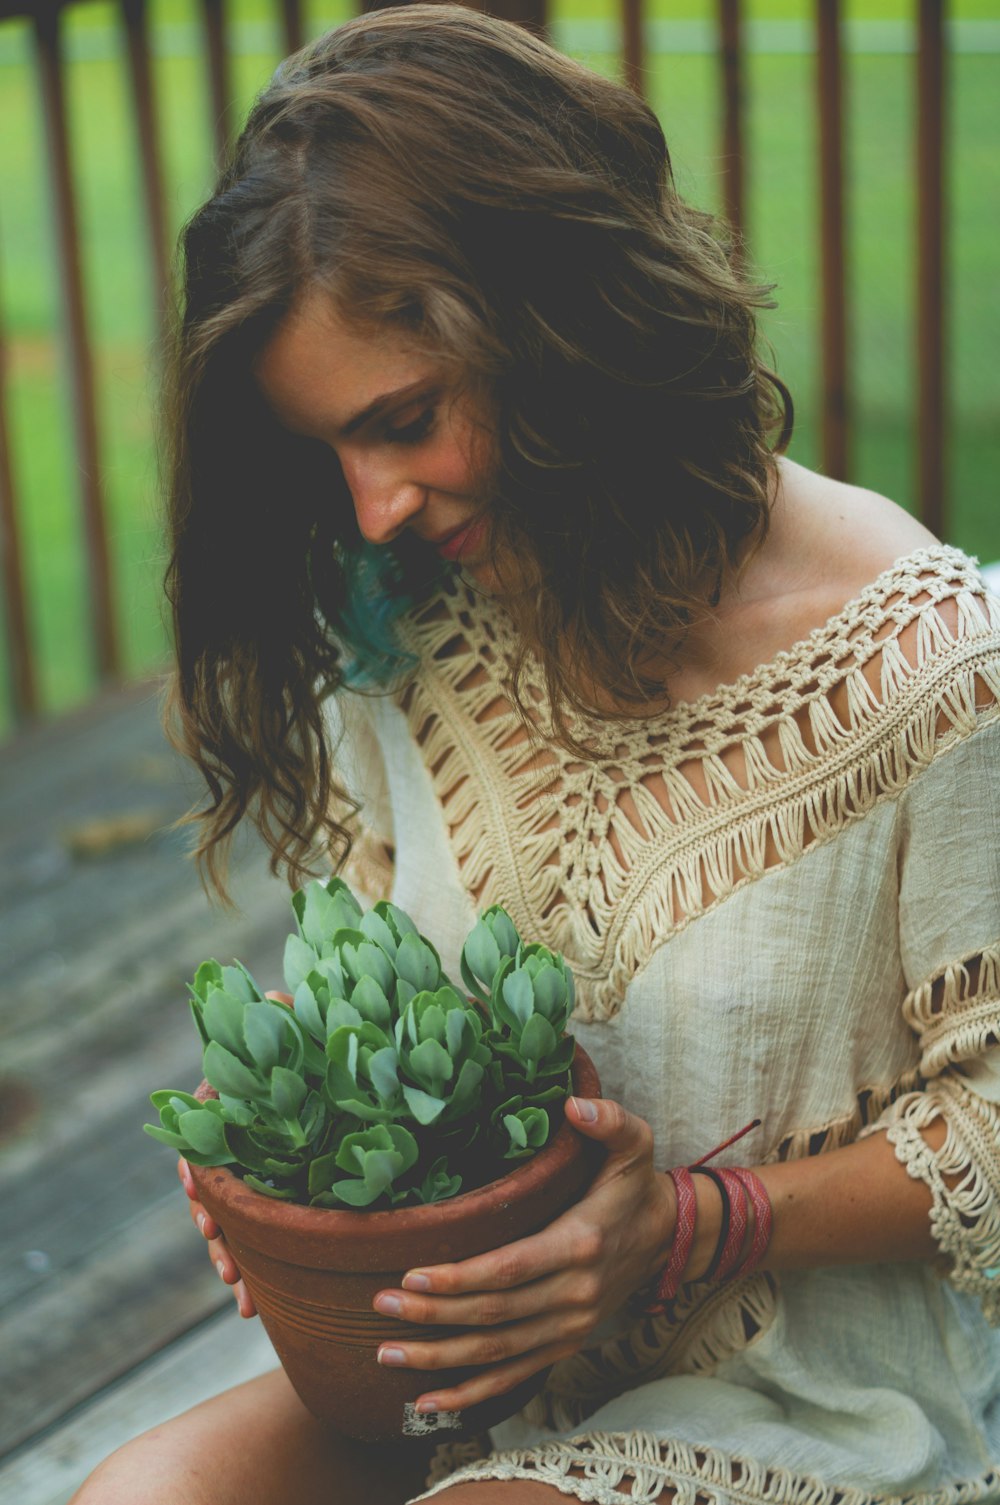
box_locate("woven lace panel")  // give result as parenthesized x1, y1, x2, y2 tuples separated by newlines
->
(861, 942, 1000, 1323)
(396, 545, 1000, 1025)
(414, 1434, 1000, 1505)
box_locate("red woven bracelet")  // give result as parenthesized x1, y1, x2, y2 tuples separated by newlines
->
(646, 1167, 696, 1314)
(643, 1119, 767, 1315)
(713, 1166, 750, 1281)
(729, 1167, 773, 1279)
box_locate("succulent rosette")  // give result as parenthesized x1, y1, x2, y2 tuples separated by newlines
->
(146, 878, 577, 1208)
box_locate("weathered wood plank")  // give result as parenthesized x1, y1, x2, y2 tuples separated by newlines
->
(0, 684, 321, 1463)
(0, 1195, 235, 1454)
(0, 1308, 278, 1505)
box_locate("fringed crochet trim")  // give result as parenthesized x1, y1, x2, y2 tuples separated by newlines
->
(408, 1430, 1000, 1505)
(767, 1067, 925, 1164)
(901, 943, 1000, 1077)
(874, 1077, 1000, 1324)
(517, 1274, 777, 1434)
(396, 546, 1000, 1023)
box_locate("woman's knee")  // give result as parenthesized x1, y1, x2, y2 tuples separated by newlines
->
(68, 1366, 438, 1505)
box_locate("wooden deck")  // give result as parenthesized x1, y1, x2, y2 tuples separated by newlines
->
(0, 680, 302, 1502)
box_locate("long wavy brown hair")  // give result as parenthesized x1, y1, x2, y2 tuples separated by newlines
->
(162, 3, 792, 906)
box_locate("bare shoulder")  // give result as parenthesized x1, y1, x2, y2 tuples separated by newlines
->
(683, 459, 946, 695)
(768, 457, 941, 601)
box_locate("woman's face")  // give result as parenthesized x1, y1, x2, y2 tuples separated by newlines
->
(255, 289, 498, 586)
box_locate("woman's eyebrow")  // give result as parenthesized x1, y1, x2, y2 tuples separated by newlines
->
(341, 378, 435, 436)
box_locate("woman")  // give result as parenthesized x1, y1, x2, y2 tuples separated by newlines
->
(73, 7, 1000, 1503)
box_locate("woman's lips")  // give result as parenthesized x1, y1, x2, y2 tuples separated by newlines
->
(434, 514, 489, 562)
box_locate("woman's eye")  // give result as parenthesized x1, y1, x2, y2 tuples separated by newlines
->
(384, 408, 435, 445)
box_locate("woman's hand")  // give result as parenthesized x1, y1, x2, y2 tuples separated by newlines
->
(369, 1095, 675, 1416)
(174, 988, 298, 1320)
(178, 1156, 258, 1317)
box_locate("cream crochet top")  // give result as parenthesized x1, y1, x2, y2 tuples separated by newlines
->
(330, 544, 1000, 1504)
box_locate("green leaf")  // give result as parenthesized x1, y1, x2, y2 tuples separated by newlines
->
(307, 1149, 342, 1195)
(328, 1177, 385, 1207)
(243, 1174, 298, 1200)
(217, 1093, 256, 1126)
(292, 980, 326, 1042)
(176, 1108, 230, 1157)
(395, 933, 440, 993)
(518, 1012, 557, 1063)
(203, 1040, 264, 1101)
(149, 1088, 202, 1115)
(401, 1084, 447, 1125)
(243, 1000, 287, 1073)
(368, 1046, 400, 1104)
(221, 963, 262, 1003)
(350, 974, 392, 1028)
(284, 933, 320, 994)
(203, 987, 248, 1059)
(270, 1066, 308, 1121)
(326, 997, 364, 1034)
(360, 906, 397, 957)
(190, 959, 223, 1004)
(501, 970, 535, 1032)
(143, 1124, 190, 1150)
(407, 1037, 453, 1091)
(385, 1123, 420, 1174)
(447, 1057, 484, 1116)
(462, 920, 501, 992)
(226, 1124, 302, 1175)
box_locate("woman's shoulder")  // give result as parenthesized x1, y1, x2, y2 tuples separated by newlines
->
(670, 458, 993, 710)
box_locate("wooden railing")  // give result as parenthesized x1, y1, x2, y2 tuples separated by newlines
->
(0, 0, 950, 733)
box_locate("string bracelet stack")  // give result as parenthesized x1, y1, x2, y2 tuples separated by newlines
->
(644, 1119, 773, 1316)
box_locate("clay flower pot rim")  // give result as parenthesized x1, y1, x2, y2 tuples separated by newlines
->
(192, 1044, 600, 1241)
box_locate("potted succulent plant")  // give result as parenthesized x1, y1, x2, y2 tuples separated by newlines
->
(145, 878, 601, 1442)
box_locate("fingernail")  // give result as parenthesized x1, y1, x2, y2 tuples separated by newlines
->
(403, 1272, 431, 1291)
(416, 1397, 440, 1413)
(377, 1346, 407, 1366)
(569, 1096, 597, 1122)
(375, 1293, 403, 1316)
(216, 1260, 226, 1280)
(197, 1213, 206, 1233)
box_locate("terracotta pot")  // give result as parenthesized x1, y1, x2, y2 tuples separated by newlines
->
(190, 1044, 602, 1443)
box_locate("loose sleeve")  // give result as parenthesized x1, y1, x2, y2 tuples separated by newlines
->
(322, 689, 396, 905)
(863, 710, 1000, 1322)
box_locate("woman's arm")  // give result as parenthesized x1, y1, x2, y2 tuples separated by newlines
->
(684, 1119, 946, 1283)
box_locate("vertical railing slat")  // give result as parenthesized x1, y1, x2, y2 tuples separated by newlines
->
(622, 0, 644, 97)
(33, 1, 119, 684)
(916, 0, 946, 538)
(718, 0, 745, 247)
(0, 311, 40, 723)
(816, 0, 849, 480)
(121, 0, 171, 343)
(202, 0, 231, 171)
(279, 0, 303, 58)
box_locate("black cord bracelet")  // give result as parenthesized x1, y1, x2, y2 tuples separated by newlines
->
(690, 1165, 731, 1283)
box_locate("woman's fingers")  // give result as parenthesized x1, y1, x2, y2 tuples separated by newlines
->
(377, 1307, 586, 1374)
(178, 1158, 256, 1316)
(374, 1268, 584, 1331)
(408, 1340, 574, 1416)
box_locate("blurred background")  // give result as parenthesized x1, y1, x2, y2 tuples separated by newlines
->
(0, 4, 997, 1500)
(0, 0, 997, 738)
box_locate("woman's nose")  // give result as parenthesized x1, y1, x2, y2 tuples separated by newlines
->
(339, 452, 425, 545)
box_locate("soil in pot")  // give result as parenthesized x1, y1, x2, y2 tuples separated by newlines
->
(190, 1045, 603, 1444)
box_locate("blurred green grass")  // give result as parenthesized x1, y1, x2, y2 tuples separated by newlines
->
(0, 1, 997, 733)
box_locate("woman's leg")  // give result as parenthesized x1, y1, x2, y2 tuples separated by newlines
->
(69, 1365, 438, 1505)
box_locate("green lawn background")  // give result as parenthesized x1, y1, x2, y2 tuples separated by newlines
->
(0, 1, 997, 735)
